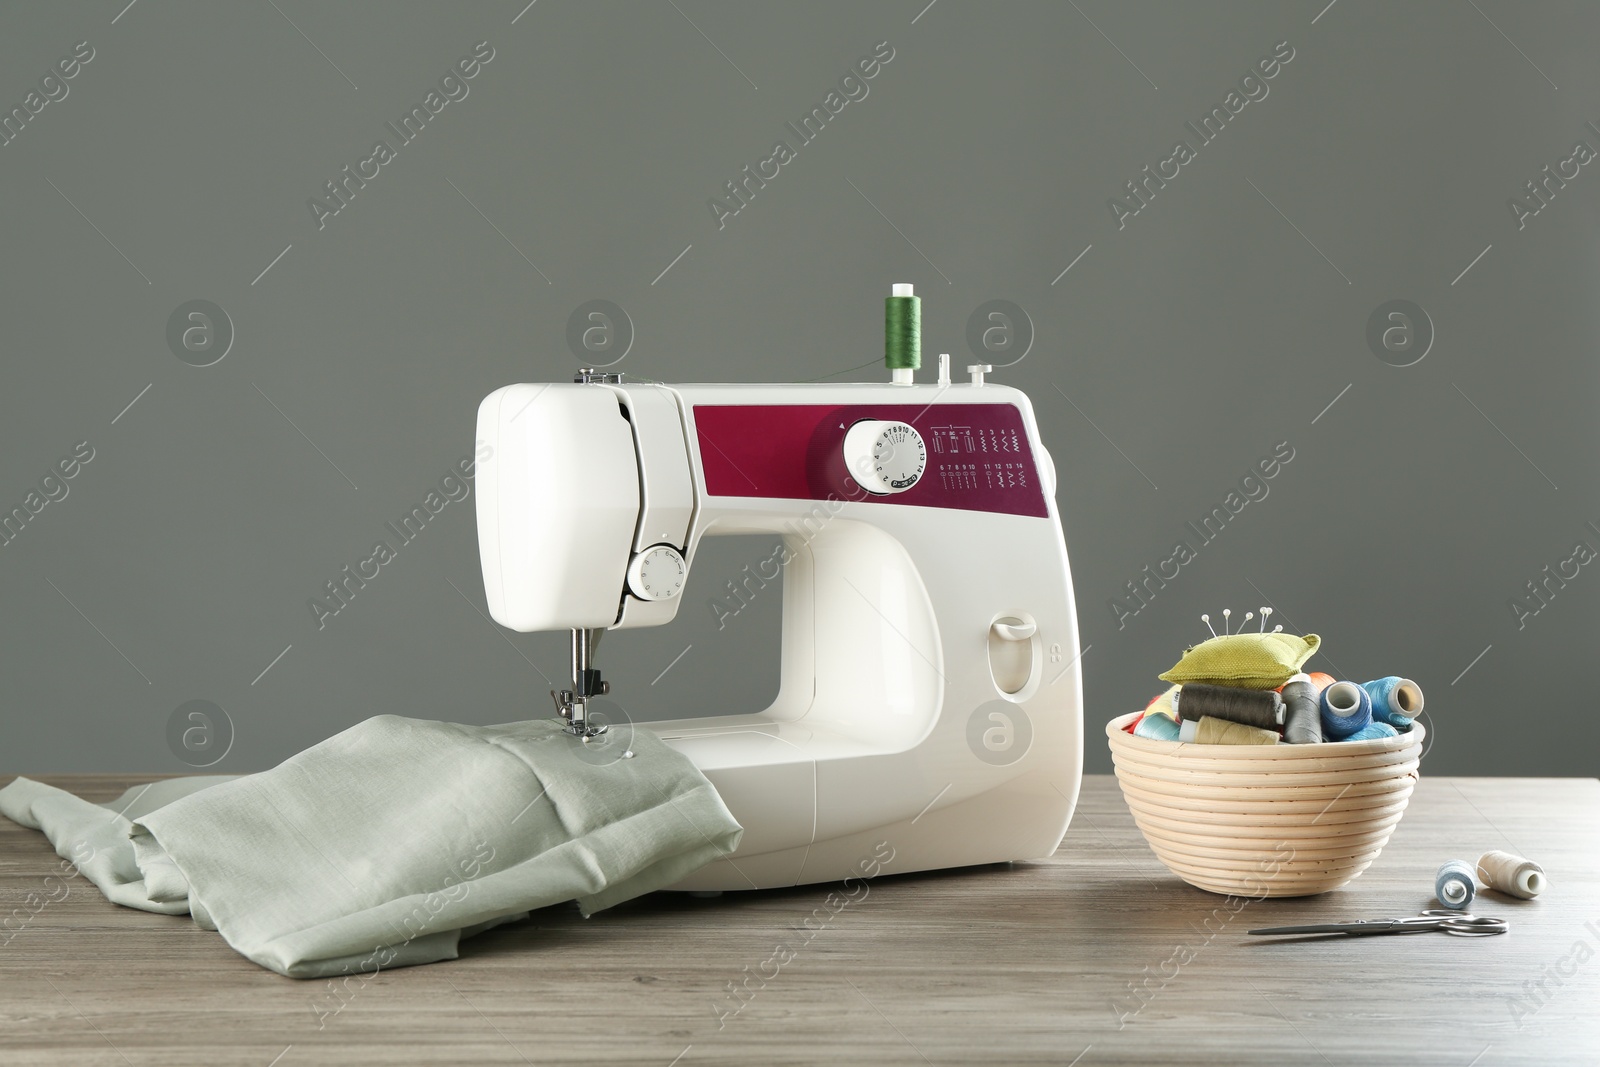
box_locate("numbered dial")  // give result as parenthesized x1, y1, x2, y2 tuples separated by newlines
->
(626, 544, 687, 601)
(843, 420, 927, 495)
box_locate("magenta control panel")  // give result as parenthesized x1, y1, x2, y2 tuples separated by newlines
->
(693, 403, 1049, 518)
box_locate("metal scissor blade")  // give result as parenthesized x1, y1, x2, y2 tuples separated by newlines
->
(1251, 912, 1508, 938)
(1248, 920, 1409, 936)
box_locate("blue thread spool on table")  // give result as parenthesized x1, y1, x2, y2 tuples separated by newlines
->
(1436, 859, 1476, 910)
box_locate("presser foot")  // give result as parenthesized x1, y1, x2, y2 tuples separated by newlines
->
(551, 688, 611, 741)
(568, 720, 610, 742)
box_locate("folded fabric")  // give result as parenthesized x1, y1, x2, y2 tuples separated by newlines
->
(1143, 684, 1181, 721)
(0, 715, 741, 978)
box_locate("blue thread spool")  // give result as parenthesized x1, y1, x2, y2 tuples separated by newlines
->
(1341, 721, 1398, 742)
(1134, 713, 1181, 742)
(1318, 681, 1372, 741)
(1362, 677, 1424, 728)
(1436, 859, 1477, 910)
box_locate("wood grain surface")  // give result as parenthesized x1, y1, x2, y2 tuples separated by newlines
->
(1, 774, 1595, 1066)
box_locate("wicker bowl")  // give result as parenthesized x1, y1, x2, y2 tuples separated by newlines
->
(1106, 712, 1425, 897)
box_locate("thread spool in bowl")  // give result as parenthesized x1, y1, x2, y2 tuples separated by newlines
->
(1281, 674, 1322, 745)
(1363, 676, 1424, 728)
(1176, 683, 1283, 728)
(1134, 713, 1181, 742)
(1106, 711, 1424, 897)
(1185, 715, 1279, 745)
(1319, 681, 1373, 740)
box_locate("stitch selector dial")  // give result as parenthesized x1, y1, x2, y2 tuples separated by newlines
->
(843, 419, 927, 495)
(626, 544, 687, 601)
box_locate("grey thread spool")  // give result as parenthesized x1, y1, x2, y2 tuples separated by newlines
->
(1280, 673, 1323, 745)
(1436, 859, 1477, 910)
(1175, 683, 1283, 730)
(1478, 850, 1546, 899)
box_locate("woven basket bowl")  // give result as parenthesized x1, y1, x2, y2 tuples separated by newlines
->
(1106, 711, 1425, 897)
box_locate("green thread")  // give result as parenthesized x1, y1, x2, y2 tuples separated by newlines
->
(885, 295, 921, 370)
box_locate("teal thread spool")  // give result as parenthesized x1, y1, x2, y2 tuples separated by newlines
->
(885, 283, 920, 381)
(1436, 859, 1477, 910)
(1362, 676, 1424, 728)
(1342, 721, 1398, 742)
(1134, 713, 1180, 741)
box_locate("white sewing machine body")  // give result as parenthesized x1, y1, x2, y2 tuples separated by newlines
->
(476, 376, 1082, 889)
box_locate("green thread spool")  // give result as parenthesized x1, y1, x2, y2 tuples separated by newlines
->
(885, 283, 921, 374)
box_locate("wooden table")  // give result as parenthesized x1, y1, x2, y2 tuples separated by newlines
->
(1, 775, 1595, 1066)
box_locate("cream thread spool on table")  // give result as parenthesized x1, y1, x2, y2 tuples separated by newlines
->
(1478, 850, 1546, 899)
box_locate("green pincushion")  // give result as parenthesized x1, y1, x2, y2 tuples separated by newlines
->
(1158, 632, 1321, 690)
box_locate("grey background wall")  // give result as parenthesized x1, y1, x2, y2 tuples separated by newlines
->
(1, 0, 1595, 777)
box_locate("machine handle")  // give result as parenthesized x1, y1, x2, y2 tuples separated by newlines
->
(991, 618, 1037, 642)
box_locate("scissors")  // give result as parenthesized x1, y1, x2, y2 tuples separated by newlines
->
(1249, 910, 1508, 939)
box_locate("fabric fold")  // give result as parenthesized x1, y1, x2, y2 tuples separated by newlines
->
(0, 715, 741, 978)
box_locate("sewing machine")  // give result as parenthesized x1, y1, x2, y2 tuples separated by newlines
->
(474, 291, 1082, 889)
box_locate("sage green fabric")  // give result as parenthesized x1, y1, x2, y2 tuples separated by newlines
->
(0, 715, 741, 978)
(1157, 632, 1322, 690)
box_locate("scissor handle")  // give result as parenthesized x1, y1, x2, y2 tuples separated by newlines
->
(1418, 910, 1509, 936)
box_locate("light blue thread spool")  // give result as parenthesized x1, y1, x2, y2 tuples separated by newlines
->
(1134, 713, 1181, 742)
(1436, 859, 1477, 910)
(1341, 721, 1398, 742)
(1362, 677, 1424, 729)
(1318, 681, 1372, 741)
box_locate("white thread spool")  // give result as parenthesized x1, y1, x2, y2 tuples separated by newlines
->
(1477, 850, 1546, 899)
